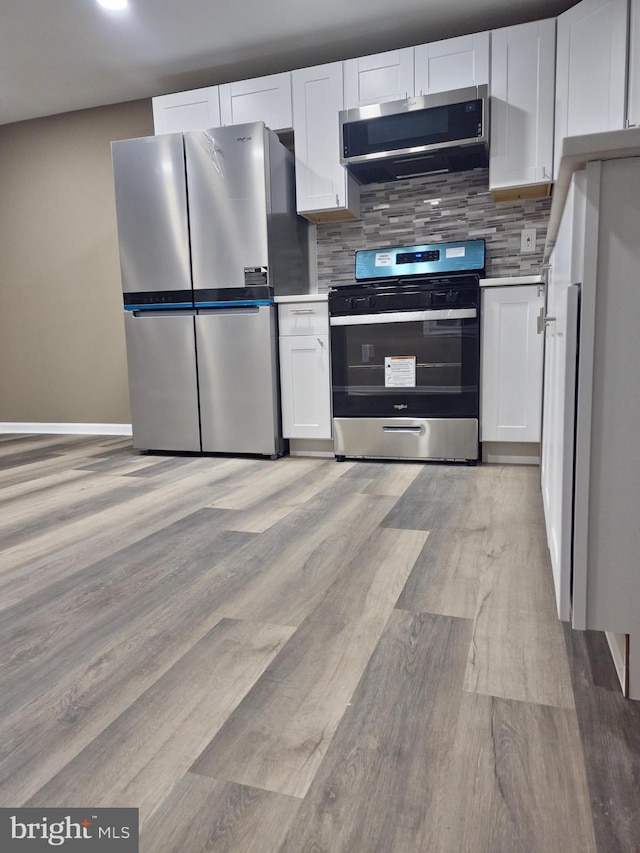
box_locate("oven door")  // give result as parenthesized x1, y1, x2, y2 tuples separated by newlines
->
(330, 307, 479, 418)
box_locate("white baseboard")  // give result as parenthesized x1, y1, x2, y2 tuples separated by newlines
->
(0, 423, 133, 437)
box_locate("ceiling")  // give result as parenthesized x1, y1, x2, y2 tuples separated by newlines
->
(1, 0, 578, 127)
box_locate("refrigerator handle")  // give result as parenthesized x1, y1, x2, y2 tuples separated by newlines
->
(131, 309, 197, 318)
(197, 306, 262, 316)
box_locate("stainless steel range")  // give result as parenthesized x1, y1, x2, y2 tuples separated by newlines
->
(328, 239, 485, 463)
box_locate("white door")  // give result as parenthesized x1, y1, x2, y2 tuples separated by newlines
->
(152, 87, 221, 135)
(554, 0, 628, 178)
(490, 19, 555, 190)
(343, 49, 414, 109)
(414, 33, 489, 95)
(219, 72, 292, 131)
(292, 63, 360, 218)
(540, 171, 586, 621)
(481, 286, 545, 443)
(279, 335, 332, 439)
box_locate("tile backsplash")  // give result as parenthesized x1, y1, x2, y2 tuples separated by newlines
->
(316, 169, 552, 288)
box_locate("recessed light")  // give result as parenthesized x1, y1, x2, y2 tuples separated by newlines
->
(97, 0, 128, 10)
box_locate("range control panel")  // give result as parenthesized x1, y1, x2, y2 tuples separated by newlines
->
(354, 239, 485, 281)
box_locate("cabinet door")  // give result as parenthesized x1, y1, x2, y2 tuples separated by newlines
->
(490, 19, 555, 190)
(219, 72, 292, 131)
(343, 48, 414, 109)
(554, 0, 628, 178)
(292, 63, 360, 220)
(152, 87, 221, 135)
(627, 0, 640, 126)
(481, 286, 544, 443)
(414, 33, 489, 95)
(540, 171, 586, 623)
(279, 334, 332, 439)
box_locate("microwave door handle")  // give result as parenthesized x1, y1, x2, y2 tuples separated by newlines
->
(330, 308, 476, 326)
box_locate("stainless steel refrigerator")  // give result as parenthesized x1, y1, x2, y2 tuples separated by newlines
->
(111, 122, 309, 455)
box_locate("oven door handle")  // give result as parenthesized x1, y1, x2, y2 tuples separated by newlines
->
(329, 308, 477, 326)
(382, 425, 425, 434)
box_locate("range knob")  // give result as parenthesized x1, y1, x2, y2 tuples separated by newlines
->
(445, 290, 457, 304)
(368, 295, 376, 309)
(350, 297, 358, 309)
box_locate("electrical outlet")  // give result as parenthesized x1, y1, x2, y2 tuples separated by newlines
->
(521, 228, 537, 253)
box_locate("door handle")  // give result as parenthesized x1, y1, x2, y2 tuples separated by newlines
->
(382, 425, 424, 434)
(536, 306, 556, 335)
(290, 308, 315, 314)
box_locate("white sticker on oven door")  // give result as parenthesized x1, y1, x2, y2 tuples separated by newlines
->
(385, 355, 416, 387)
(445, 246, 466, 258)
(375, 252, 393, 267)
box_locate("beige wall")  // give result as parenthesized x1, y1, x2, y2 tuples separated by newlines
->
(0, 100, 153, 424)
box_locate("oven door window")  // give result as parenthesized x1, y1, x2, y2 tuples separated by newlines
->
(330, 312, 479, 418)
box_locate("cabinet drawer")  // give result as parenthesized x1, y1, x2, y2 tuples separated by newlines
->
(278, 302, 328, 336)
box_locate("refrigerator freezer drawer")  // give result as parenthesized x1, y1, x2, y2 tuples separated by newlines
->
(124, 311, 201, 452)
(196, 306, 281, 455)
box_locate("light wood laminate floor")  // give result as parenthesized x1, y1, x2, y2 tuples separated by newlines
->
(0, 435, 638, 852)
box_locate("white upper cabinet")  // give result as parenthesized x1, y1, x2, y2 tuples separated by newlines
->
(414, 33, 489, 96)
(554, 0, 628, 178)
(490, 19, 556, 192)
(343, 49, 415, 109)
(627, 0, 640, 126)
(152, 87, 221, 135)
(481, 285, 545, 444)
(292, 62, 360, 221)
(219, 72, 293, 131)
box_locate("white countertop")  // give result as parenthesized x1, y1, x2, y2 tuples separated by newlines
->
(275, 292, 328, 304)
(545, 126, 640, 261)
(480, 275, 542, 287)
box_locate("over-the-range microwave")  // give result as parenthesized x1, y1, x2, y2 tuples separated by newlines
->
(339, 84, 489, 184)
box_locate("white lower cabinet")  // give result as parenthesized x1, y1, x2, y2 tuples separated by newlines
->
(278, 302, 332, 440)
(481, 286, 545, 442)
